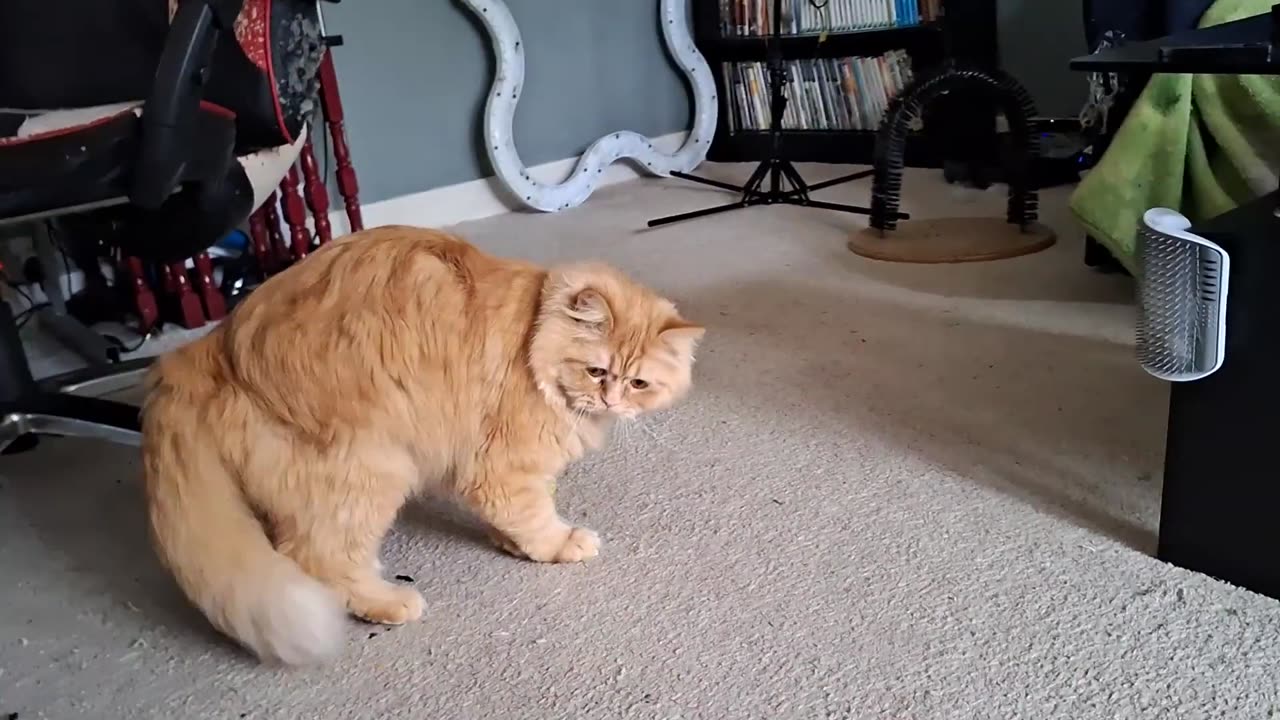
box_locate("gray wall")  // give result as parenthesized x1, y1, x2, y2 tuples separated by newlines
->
(322, 0, 692, 204)
(996, 0, 1089, 118)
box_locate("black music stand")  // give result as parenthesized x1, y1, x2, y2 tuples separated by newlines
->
(647, 0, 905, 228)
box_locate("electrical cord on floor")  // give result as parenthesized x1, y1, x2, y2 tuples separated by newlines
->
(44, 219, 75, 301)
(35, 221, 156, 355)
(103, 329, 152, 354)
(9, 262, 152, 356)
(7, 277, 33, 308)
(15, 302, 51, 329)
(5, 278, 48, 329)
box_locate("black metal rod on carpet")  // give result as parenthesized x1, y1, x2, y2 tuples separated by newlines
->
(798, 200, 875, 216)
(667, 172, 748, 194)
(806, 169, 876, 193)
(647, 200, 752, 228)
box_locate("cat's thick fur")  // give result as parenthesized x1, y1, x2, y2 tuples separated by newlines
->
(141, 227, 703, 665)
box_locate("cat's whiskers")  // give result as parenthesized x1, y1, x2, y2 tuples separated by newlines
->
(634, 417, 672, 449)
(613, 413, 665, 452)
(567, 406, 587, 437)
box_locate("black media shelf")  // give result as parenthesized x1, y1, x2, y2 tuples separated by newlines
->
(703, 23, 944, 62)
(693, 0, 999, 168)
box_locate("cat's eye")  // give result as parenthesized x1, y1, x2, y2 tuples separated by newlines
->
(629, 378, 649, 390)
(586, 366, 607, 378)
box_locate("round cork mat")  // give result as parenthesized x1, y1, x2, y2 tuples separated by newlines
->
(848, 217, 1057, 264)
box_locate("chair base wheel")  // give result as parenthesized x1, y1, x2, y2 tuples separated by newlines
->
(0, 394, 141, 453)
(1, 433, 39, 455)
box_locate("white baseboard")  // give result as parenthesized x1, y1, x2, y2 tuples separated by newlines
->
(327, 131, 690, 234)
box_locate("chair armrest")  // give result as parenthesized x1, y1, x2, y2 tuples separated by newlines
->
(130, 0, 245, 209)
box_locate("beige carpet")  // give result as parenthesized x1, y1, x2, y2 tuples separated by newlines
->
(3, 166, 1279, 719)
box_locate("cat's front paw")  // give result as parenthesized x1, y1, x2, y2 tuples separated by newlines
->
(553, 527, 600, 563)
(347, 583, 425, 626)
(505, 526, 600, 563)
(488, 528, 526, 559)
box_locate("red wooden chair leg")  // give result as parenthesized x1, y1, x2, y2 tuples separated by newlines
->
(318, 52, 363, 231)
(162, 261, 205, 329)
(261, 192, 291, 269)
(298, 137, 333, 245)
(278, 165, 311, 262)
(191, 252, 226, 321)
(123, 255, 159, 332)
(248, 208, 275, 277)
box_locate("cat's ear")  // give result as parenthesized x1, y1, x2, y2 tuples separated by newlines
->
(658, 318, 705, 358)
(565, 288, 613, 329)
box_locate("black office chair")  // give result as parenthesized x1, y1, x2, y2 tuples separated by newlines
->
(0, 0, 331, 452)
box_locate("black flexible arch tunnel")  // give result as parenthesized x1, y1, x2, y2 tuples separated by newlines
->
(870, 65, 1041, 233)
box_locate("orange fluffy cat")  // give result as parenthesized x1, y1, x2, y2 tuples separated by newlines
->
(141, 226, 703, 665)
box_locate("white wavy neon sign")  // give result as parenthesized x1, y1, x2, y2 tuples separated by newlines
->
(460, 0, 717, 212)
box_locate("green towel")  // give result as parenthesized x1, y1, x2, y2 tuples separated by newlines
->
(1068, 0, 1280, 274)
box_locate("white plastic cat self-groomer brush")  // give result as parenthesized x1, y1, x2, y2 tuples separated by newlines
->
(1135, 207, 1231, 382)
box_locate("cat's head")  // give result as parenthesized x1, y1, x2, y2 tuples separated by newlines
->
(531, 262, 704, 420)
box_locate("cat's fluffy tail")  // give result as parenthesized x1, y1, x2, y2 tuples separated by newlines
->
(142, 381, 345, 665)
